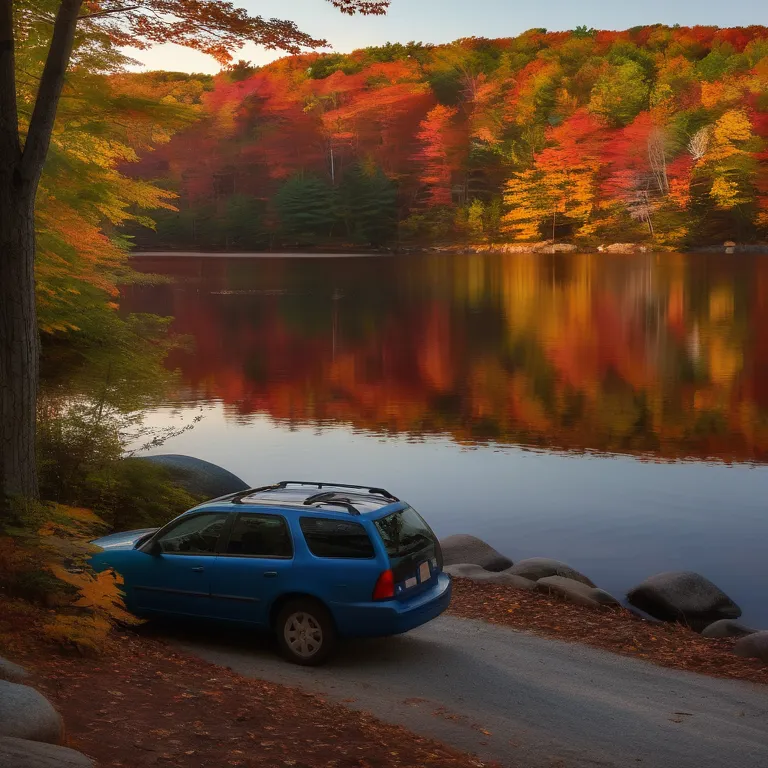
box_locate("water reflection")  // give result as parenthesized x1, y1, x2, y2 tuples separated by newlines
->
(123, 252, 768, 464)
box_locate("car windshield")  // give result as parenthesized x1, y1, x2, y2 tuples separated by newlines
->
(374, 506, 439, 571)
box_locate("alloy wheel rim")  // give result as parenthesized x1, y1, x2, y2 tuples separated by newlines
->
(284, 612, 323, 658)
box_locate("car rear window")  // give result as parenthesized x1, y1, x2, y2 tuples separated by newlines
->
(300, 517, 375, 559)
(374, 506, 440, 573)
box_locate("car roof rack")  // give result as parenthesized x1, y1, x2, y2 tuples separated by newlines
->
(278, 481, 399, 501)
(229, 483, 283, 504)
(229, 481, 399, 506)
(303, 493, 362, 515)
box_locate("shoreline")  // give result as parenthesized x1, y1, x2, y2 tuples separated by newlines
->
(440, 536, 768, 677)
(130, 250, 389, 258)
(129, 243, 768, 258)
(448, 578, 768, 685)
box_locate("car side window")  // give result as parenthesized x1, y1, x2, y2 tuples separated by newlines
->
(300, 517, 375, 559)
(225, 514, 293, 558)
(156, 513, 227, 555)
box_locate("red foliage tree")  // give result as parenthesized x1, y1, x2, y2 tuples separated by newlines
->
(414, 105, 465, 207)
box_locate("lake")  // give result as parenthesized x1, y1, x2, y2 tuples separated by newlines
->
(123, 251, 768, 626)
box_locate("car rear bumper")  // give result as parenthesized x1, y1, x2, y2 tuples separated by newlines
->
(330, 573, 452, 637)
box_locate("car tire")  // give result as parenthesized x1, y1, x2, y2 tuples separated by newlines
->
(275, 598, 337, 666)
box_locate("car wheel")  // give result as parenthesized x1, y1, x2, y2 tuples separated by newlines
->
(276, 598, 337, 666)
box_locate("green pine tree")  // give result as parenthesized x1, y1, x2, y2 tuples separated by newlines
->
(338, 164, 398, 246)
(275, 175, 339, 243)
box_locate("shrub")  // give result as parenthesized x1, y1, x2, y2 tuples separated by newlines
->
(1, 503, 141, 655)
(38, 400, 202, 532)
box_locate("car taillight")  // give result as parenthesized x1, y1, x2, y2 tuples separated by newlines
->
(372, 569, 395, 600)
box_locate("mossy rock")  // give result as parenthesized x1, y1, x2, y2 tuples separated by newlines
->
(138, 455, 248, 500)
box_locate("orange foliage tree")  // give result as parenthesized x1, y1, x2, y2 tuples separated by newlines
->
(413, 104, 463, 207)
(503, 111, 604, 241)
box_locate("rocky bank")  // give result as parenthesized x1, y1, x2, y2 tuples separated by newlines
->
(440, 534, 768, 664)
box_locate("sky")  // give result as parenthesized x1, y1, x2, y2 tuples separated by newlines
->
(126, 0, 767, 74)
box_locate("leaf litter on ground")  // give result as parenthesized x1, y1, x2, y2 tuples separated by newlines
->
(1, 596, 501, 768)
(448, 577, 768, 685)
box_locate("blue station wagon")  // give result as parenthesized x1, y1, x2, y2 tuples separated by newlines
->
(90, 481, 451, 664)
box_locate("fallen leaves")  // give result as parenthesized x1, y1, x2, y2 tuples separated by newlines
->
(448, 578, 768, 686)
(5, 611, 502, 768)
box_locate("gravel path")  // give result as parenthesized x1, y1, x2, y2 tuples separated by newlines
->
(177, 616, 768, 768)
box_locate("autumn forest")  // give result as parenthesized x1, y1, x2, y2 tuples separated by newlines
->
(123, 25, 768, 252)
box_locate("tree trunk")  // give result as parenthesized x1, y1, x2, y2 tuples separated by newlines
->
(0, 0, 82, 517)
(0, 181, 39, 511)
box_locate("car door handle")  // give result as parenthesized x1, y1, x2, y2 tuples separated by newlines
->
(191, 567, 205, 573)
(263, 571, 278, 578)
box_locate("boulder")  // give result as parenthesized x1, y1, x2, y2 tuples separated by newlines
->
(701, 620, 758, 639)
(536, 576, 620, 610)
(590, 588, 621, 607)
(626, 571, 741, 627)
(0, 681, 63, 744)
(733, 631, 768, 663)
(139, 454, 248, 500)
(0, 737, 94, 768)
(506, 558, 595, 587)
(440, 535, 513, 572)
(0, 656, 29, 683)
(444, 563, 536, 590)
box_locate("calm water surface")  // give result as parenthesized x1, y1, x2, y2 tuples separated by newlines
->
(124, 252, 768, 625)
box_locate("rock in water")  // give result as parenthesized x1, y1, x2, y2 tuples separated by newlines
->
(536, 576, 620, 609)
(139, 454, 248, 500)
(444, 563, 536, 589)
(701, 620, 757, 639)
(733, 631, 768, 662)
(626, 571, 741, 626)
(506, 558, 595, 587)
(0, 656, 28, 683)
(439, 535, 513, 572)
(0, 681, 63, 744)
(0, 737, 94, 768)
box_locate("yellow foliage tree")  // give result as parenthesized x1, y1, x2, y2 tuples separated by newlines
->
(1, 504, 140, 655)
(503, 111, 603, 241)
(702, 109, 757, 210)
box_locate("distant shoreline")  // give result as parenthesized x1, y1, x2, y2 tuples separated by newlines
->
(130, 251, 388, 258)
(130, 245, 768, 258)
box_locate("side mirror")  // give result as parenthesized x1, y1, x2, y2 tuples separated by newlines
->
(147, 539, 163, 556)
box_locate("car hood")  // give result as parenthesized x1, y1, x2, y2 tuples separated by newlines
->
(91, 528, 158, 551)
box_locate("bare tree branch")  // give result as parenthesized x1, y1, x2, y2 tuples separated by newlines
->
(78, 5, 142, 20)
(647, 127, 669, 196)
(688, 126, 711, 162)
(20, 0, 84, 188)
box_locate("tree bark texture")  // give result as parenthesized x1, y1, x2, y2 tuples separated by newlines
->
(0, 184, 39, 507)
(0, 0, 82, 514)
